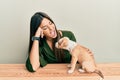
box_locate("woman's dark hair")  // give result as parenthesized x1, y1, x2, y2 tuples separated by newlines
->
(29, 12, 64, 62)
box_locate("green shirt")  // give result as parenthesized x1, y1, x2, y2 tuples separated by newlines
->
(26, 30, 76, 72)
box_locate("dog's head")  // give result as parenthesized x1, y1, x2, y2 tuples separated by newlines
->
(55, 37, 69, 50)
(55, 37, 77, 52)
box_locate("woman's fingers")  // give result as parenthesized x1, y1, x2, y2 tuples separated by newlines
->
(40, 29, 44, 38)
(35, 27, 41, 37)
(35, 27, 44, 38)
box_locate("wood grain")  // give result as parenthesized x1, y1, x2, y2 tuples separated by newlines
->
(0, 63, 120, 80)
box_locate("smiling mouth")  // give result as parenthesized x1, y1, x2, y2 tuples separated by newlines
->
(50, 30, 57, 37)
(50, 31, 55, 35)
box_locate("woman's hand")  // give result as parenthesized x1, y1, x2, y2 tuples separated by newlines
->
(35, 27, 44, 38)
(30, 27, 43, 71)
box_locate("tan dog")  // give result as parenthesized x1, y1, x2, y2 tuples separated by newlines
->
(55, 37, 104, 79)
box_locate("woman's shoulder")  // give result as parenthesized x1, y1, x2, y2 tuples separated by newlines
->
(58, 30, 75, 37)
(59, 30, 76, 41)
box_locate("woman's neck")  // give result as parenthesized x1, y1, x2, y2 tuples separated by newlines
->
(46, 37, 53, 42)
(46, 38, 53, 50)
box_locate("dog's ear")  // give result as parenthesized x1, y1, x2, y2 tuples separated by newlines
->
(55, 37, 70, 49)
(63, 37, 69, 40)
(59, 37, 69, 46)
(55, 37, 65, 48)
(58, 38, 64, 45)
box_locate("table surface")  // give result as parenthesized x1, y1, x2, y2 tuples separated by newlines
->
(0, 63, 120, 80)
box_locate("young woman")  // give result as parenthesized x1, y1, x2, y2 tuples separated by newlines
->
(26, 12, 76, 72)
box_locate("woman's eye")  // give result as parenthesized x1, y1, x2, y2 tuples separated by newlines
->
(42, 26, 48, 30)
(49, 22, 53, 25)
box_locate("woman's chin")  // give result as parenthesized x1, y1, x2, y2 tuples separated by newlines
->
(52, 34, 57, 38)
(51, 31, 57, 38)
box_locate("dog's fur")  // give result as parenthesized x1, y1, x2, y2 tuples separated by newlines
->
(55, 37, 104, 79)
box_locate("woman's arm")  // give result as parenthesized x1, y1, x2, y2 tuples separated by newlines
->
(29, 27, 43, 71)
(29, 40, 40, 71)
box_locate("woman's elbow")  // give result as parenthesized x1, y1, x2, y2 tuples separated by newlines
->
(26, 64, 35, 72)
(32, 64, 40, 72)
(26, 61, 40, 72)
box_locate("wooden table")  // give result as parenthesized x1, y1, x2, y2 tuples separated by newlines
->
(0, 63, 120, 80)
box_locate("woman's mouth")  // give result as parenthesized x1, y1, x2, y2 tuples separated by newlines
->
(50, 31, 57, 38)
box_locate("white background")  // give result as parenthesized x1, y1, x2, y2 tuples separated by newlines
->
(0, 0, 120, 63)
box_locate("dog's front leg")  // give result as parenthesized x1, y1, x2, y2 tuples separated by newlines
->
(68, 56, 77, 73)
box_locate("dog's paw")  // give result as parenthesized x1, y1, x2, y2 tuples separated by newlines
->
(78, 69, 85, 73)
(68, 69, 74, 73)
(99, 77, 104, 80)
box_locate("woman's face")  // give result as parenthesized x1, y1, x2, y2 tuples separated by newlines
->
(40, 18, 57, 39)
